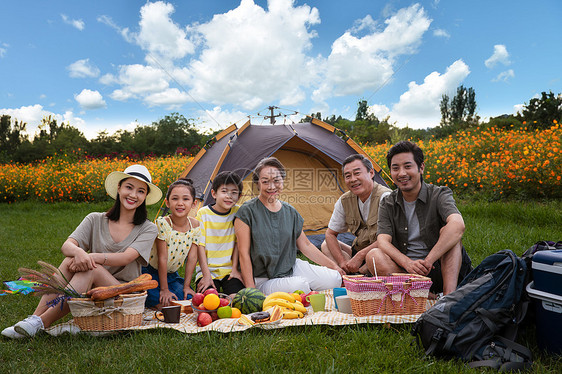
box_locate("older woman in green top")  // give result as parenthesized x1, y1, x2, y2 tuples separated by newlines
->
(234, 157, 344, 295)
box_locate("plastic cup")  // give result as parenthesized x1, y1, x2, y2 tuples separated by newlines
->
(155, 305, 181, 323)
(306, 293, 326, 312)
(332, 287, 347, 310)
(335, 295, 352, 314)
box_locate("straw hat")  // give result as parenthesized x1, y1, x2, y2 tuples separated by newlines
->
(104, 165, 162, 205)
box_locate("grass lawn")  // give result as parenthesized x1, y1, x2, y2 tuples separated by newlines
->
(1, 200, 561, 373)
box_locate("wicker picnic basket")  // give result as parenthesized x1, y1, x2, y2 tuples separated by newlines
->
(67, 291, 147, 331)
(343, 274, 432, 316)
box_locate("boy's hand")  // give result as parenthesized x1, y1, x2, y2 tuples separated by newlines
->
(197, 275, 214, 293)
(183, 287, 195, 300)
(159, 289, 177, 307)
(228, 269, 242, 281)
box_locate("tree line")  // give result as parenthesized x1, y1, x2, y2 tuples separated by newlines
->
(307, 89, 561, 145)
(1, 90, 560, 164)
(0, 113, 207, 163)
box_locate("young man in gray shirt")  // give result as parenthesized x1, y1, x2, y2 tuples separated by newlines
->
(367, 141, 471, 295)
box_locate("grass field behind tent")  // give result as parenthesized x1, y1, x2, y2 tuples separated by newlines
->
(1, 201, 561, 373)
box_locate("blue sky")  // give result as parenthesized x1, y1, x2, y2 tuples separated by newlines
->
(1, 0, 560, 139)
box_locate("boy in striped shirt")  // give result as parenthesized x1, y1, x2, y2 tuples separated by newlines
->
(195, 171, 245, 297)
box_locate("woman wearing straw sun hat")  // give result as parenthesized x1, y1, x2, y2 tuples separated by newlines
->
(2, 165, 162, 339)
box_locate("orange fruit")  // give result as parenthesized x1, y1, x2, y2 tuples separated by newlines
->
(231, 307, 242, 318)
(203, 293, 220, 310)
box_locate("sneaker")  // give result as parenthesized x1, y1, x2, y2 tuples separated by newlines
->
(14, 315, 44, 338)
(1, 326, 26, 339)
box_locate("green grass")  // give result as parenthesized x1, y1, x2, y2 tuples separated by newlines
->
(1, 200, 562, 373)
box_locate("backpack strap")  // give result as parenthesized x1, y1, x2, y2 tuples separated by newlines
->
(476, 308, 500, 333)
(469, 336, 532, 371)
(425, 328, 445, 355)
(469, 359, 502, 370)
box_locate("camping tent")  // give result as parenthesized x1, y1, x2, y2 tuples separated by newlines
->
(174, 118, 389, 233)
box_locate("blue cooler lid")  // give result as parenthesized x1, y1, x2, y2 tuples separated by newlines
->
(532, 250, 562, 274)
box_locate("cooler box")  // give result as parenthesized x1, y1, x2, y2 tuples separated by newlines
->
(532, 250, 562, 296)
(526, 282, 562, 355)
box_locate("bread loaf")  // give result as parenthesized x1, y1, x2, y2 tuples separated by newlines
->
(90, 280, 158, 301)
(86, 273, 152, 297)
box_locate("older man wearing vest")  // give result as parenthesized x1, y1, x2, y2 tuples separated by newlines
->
(321, 154, 391, 274)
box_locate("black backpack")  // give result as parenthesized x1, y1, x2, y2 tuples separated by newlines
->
(411, 250, 532, 371)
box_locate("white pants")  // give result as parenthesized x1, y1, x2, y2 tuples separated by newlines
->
(255, 259, 342, 295)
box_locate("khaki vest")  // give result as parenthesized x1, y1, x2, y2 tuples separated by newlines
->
(341, 183, 391, 250)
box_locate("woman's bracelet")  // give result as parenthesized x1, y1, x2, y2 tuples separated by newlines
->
(102, 253, 107, 265)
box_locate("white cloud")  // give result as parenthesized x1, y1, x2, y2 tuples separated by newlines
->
(99, 73, 118, 85)
(0, 105, 90, 138)
(315, 4, 431, 101)
(97, 15, 134, 42)
(61, 14, 85, 31)
(492, 69, 514, 82)
(368, 104, 391, 119)
(110, 64, 170, 100)
(75, 89, 106, 109)
(485, 44, 511, 68)
(350, 15, 377, 34)
(433, 28, 450, 38)
(384, 59, 470, 129)
(136, 1, 195, 62)
(195, 106, 249, 132)
(67, 59, 100, 78)
(0, 43, 8, 58)
(187, 0, 321, 110)
(513, 103, 525, 114)
(143, 88, 191, 108)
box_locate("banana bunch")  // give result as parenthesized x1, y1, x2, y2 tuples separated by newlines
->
(262, 292, 307, 319)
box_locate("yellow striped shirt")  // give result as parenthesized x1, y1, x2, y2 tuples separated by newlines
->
(195, 205, 239, 280)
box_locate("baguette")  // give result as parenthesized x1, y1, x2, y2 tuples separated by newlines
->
(86, 273, 152, 297)
(90, 280, 158, 301)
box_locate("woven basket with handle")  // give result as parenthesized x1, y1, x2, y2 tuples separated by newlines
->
(67, 291, 146, 331)
(343, 274, 432, 316)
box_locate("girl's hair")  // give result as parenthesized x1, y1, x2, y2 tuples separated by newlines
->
(166, 178, 196, 200)
(106, 178, 148, 225)
(252, 157, 286, 184)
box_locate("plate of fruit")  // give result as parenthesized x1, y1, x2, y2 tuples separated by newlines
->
(191, 289, 233, 327)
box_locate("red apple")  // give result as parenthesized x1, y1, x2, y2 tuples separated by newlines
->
(302, 291, 318, 307)
(192, 293, 205, 307)
(203, 288, 219, 296)
(219, 298, 229, 307)
(210, 311, 219, 321)
(197, 312, 212, 327)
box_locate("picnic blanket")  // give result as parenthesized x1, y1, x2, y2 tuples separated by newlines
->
(45, 290, 436, 336)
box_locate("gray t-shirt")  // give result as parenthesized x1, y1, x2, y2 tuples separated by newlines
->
(235, 198, 304, 279)
(69, 212, 157, 282)
(403, 199, 426, 260)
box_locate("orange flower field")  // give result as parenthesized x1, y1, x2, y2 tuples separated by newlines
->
(1, 124, 560, 202)
(365, 123, 562, 199)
